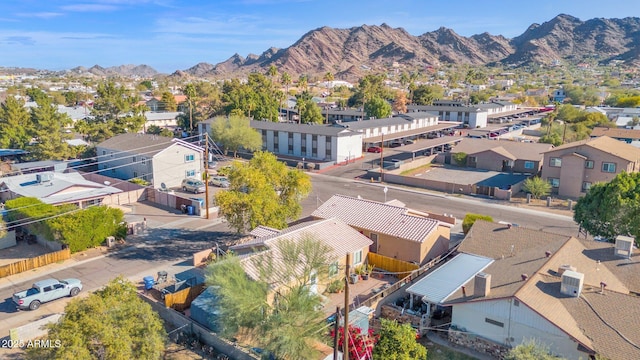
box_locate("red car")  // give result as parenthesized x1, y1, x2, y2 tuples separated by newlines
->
(367, 146, 382, 153)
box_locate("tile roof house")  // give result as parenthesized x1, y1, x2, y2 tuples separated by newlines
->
(230, 218, 372, 294)
(590, 126, 640, 148)
(540, 136, 640, 198)
(415, 220, 640, 360)
(0, 171, 122, 207)
(96, 133, 204, 189)
(449, 138, 553, 173)
(311, 194, 451, 265)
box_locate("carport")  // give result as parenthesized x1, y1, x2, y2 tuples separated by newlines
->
(364, 122, 461, 147)
(383, 136, 464, 160)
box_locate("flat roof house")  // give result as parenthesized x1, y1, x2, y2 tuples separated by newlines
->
(96, 133, 204, 189)
(0, 171, 122, 208)
(540, 136, 640, 198)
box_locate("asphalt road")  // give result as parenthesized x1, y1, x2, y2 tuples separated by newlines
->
(0, 223, 240, 343)
(302, 173, 579, 237)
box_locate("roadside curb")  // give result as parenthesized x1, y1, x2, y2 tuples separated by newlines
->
(0, 244, 138, 292)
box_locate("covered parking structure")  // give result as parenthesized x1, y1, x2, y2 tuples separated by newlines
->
(378, 136, 464, 161)
(364, 122, 461, 147)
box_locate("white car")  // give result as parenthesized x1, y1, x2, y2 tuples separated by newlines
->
(209, 176, 230, 188)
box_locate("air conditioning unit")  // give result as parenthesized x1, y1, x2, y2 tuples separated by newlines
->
(560, 270, 584, 297)
(36, 172, 54, 183)
(614, 235, 635, 259)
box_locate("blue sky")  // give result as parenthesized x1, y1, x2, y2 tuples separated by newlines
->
(0, 0, 638, 73)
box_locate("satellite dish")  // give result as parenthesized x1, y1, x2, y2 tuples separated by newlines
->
(160, 183, 167, 190)
(103, 181, 111, 186)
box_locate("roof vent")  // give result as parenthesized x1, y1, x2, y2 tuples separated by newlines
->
(560, 270, 584, 297)
(557, 264, 576, 276)
(614, 235, 634, 259)
(520, 274, 528, 281)
(545, 251, 552, 257)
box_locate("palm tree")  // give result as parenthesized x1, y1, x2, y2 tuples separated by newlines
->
(281, 72, 292, 121)
(298, 75, 308, 93)
(184, 83, 197, 133)
(323, 72, 334, 124)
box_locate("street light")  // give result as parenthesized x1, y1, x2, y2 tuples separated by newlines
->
(383, 186, 388, 203)
(302, 157, 305, 170)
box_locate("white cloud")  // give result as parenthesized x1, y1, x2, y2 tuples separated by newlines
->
(15, 12, 64, 19)
(60, 4, 118, 12)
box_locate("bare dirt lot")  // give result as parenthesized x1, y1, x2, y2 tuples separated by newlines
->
(0, 241, 52, 267)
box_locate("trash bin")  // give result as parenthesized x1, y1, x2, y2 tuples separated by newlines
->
(350, 273, 359, 284)
(143, 276, 155, 290)
(186, 205, 195, 215)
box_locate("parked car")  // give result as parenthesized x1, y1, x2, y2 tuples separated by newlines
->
(13, 278, 82, 310)
(389, 141, 403, 148)
(181, 178, 206, 193)
(209, 176, 230, 188)
(404, 139, 415, 145)
(366, 146, 382, 153)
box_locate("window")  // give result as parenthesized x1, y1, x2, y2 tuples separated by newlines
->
(132, 156, 137, 163)
(102, 150, 106, 156)
(468, 156, 477, 163)
(43, 286, 53, 292)
(524, 161, 535, 169)
(110, 152, 114, 158)
(548, 178, 560, 188)
(582, 182, 592, 192)
(549, 157, 561, 167)
(585, 160, 594, 169)
(602, 162, 616, 173)
(111, 169, 115, 174)
(141, 157, 146, 165)
(185, 169, 195, 177)
(353, 250, 363, 265)
(485, 318, 504, 328)
(133, 171, 138, 178)
(184, 154, 195, 162)
(328, 262, 339, 277)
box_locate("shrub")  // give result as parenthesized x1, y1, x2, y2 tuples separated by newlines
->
(452, 152, 468, 166)
(462, 213, 494, 234)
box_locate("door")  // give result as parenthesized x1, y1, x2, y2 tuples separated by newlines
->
(369, 233, 379, 253)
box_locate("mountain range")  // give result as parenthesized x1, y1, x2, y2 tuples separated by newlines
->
(63, 14, 640, 80)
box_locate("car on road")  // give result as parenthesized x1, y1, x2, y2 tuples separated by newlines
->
(209, 176, 230, 188)
(13, 278, 82, 311)
(181, 178, 206, 193)
(389, 141, 403, 148)
(366, 146, 382, 153)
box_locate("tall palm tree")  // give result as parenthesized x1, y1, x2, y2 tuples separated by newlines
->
(281, 72, 292, 121)
(323, 72, 334, 124)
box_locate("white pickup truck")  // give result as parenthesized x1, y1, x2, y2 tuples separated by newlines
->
(12, 278, 83, 310)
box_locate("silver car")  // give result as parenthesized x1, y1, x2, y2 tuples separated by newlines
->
(209, 176, 230, 188)
(181, 178, 206, 193)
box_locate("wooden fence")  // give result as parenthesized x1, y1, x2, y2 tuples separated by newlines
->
(164, 284, 205, 312)
(367, 252, 419, 278)
(0, 248, 71, 278)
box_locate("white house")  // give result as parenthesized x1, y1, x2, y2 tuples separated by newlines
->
(96, 133, 204, 189)
(406, 220, 640, 360)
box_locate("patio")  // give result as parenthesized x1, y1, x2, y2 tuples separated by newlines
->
(322, 273, 398, 316)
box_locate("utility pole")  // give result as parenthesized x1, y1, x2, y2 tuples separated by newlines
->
(204, 133, 210, 219)
(333, 306, 340, 360)
(344, 252, 351, 360)
(380, 133, 384, 183)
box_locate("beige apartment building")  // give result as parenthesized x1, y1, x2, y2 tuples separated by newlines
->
(541, 136, 640, 198)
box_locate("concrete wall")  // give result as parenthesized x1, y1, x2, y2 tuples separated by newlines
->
(10, 314, 63, 343)
(0, 230, 17, 249)
(139, 295, 257, 360)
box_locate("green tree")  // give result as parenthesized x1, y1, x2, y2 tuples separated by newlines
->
(452, 152, 468, 166)
(29, 97, 73, 160)
(505, 339, 565, 360)
(373, 319, 427, 360)
(25, 87, 48, 103)
(462, 213, 494, 234)
(146, 124, 174, 137)
(26, 277, 166, 360)
(296, 98, 323, 124)
(139, 80, 153, 90)
(365, 96, 392, 119)
(574, 172, 640, 245)
(183, 83, 197, 132)
(214, 151, 312, 232)
(393, 91, 407, 114)
(412, 84, 444, 105)
(48, 206, 126, 253)
(206, 236, 331, 360)
(522, 177, 551, 199)
(160, 91, 177, 111)
(209, 115, 262, 157)
(0, 96, 32, 149)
